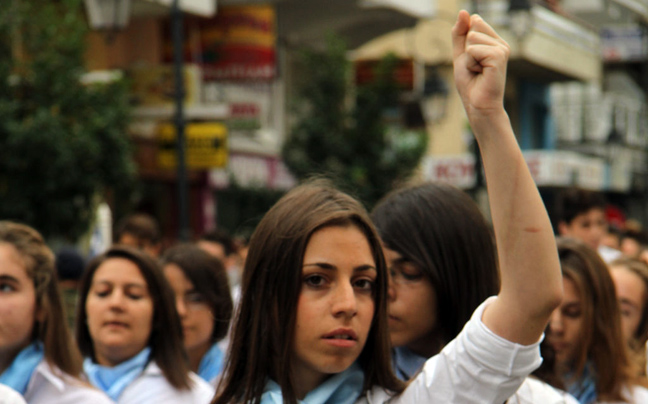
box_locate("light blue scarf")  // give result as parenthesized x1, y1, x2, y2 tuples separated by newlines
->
(0, 342, 44, 395)
(565, 361, 598, 404)
(260, 362, 364, 404)
(84, 347, 151, 401)
(392, 346, 427, 381)
(197, 343, 225, 383)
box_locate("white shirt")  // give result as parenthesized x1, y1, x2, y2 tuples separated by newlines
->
(0, 384, 26, 404)
(361, 297, 543, 403)
(507, 377, 579, 403)
(23, 360, 112, 404)
(598, 245, 622, 263)
(118, 361, 214, 404)
(599, 385, 648, 403)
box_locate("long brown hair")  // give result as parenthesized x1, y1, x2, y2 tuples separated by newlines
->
(557, 237, 645, 401)
(213, 179, 404, 404)
(371, 182, 499, 348)
(0, 221, 83, 377)
(160, 243, 233, 342)
(76, 246, 191, 390)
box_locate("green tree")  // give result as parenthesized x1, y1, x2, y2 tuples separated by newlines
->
(282, 35, 428, 208)
(0, 0, 135, 241)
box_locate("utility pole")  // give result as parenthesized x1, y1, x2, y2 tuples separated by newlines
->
(172, 0, 189, 241)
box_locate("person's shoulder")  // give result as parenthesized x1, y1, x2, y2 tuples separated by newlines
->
(0, 384, 26, 404)
(26, 361, 112, 404)
(120, 362, 214, 403)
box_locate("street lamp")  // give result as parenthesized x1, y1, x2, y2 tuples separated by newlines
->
(420, 68, 449, 125)
(84, 0, 131, 32)
(508, 0, 533, 38)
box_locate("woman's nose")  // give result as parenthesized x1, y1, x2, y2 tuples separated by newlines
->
(332, 282, 358, 318)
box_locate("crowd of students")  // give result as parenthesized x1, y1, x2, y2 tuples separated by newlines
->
(2, 11, 648, 404)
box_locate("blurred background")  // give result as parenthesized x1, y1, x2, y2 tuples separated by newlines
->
(1, 0, 646, 253)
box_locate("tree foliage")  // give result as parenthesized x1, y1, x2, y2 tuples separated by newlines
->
(0, 0, 135, 241)
(282, 35, 428, 208)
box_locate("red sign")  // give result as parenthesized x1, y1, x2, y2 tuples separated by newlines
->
(164, 5, 276, 81)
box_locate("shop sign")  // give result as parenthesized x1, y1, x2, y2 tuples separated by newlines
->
(129, 64, 202, 107)
(208, 153, 296, 190)
(158, 123, 228, 169)
(601, 24, 648, 62)
(182, 5, 276, 81)
(423, 151, 607, 190)
(523, 150, 578, 187)
(422, 154, 476, 189)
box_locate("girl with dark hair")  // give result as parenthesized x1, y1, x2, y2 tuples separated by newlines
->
(371, 182, 577, 403)
(544, 238, 648, 403)
(212, 11, 562, 404)
(609, 257, 648, 375)
(76, 246, 214, 403)
(0, 221, 112, 403)
(161, 244, 234, 385)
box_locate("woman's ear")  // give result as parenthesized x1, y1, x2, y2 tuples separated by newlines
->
(558, 221, 570, 237)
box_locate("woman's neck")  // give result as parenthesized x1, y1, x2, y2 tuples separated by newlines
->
(187, 342, 212, 373)
(0, 343, 30, 374)
(407, 333, 445, 359)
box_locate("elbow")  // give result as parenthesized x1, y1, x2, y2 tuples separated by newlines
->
(539, 281, 563, 319)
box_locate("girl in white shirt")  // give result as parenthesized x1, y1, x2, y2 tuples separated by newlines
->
(544, 238, 648, 404)
(371, 182, 578, 404)
(75, 246, 214, 403)
(212, 11, 563, 404)
(0, 221, 111, 404)
(161, 244, 233, 385)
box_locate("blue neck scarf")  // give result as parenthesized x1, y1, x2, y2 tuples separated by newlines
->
(391, 346, 427, 381)
(0, 342, 44, 395)
(84, 347, 151, 401)
(565, 361, 598, 404)
(197, 343, 224, 383)
(260, 362, 364, 404)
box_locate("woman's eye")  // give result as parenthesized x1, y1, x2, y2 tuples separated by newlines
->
(185, 292, 205, 303)
(564, 310, 581, 318)
(354, 278, 374, 292)
(94, 289, 110, 298)
(0, 283, 15, 293)
(401, 271, 423, 281)
(304, 275, 326, 287)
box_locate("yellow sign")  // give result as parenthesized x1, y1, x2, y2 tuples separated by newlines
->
(158, 123, 228, 169)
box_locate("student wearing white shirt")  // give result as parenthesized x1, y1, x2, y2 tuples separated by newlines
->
(544, 238, 648, 403)
(212, 11, 563, 404)
(76, 246, 214, 403)
(0, 221, 112, 404)
(161, 244, 233, 385)
(0, 384, 26, 404)
(371, 183, 577, 404)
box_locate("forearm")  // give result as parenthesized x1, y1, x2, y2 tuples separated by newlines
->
(473, 109, 562, 345)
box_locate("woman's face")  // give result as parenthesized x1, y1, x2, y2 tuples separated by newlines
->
(292, 225, 376, 397)
(86, 257, 154, 367)
(610, 266, 646, 343)
(547, 277, 584, 367)
(384, 247, 438, 357)
(0, 243, 38, 371)
(163, 264, 214, 355)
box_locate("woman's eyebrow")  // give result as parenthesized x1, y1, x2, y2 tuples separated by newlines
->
(0, 274, 19, 283)
(302, 263, 376, 272)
